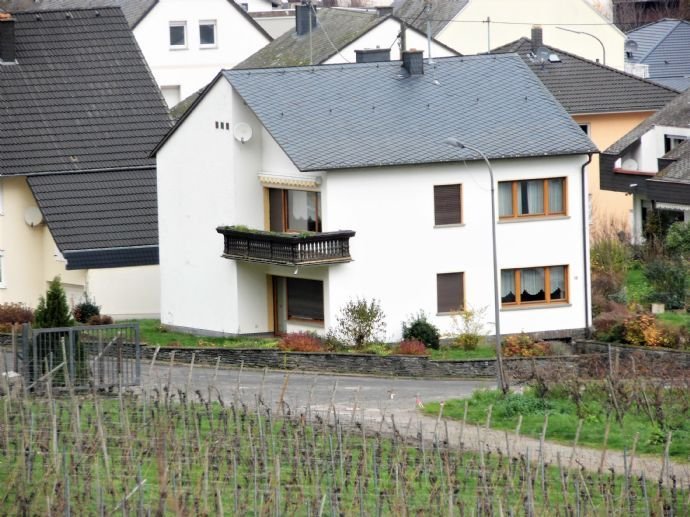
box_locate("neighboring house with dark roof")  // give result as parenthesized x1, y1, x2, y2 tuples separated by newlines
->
(394, 0, 627, 70)
(600, 87, 690, 243)
(153, 52, 596, 340)
(2, 0, 272, 106)
(236, 6, 456, 70)
(0, 8, 172, 317)
(494, 29, 678, 230)
(625, 18, 690, 91)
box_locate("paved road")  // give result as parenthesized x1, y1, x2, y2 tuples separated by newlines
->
(143, 362, 491, 417)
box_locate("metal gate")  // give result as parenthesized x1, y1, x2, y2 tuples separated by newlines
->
(20, 322, 141, 391)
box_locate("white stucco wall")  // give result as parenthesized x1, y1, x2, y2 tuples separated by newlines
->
(134, 0, 270, 105)
(157, 80, 591, 339)
(437, 0, 625, 70)
(324, 17, 456, 64)
(86, 266, 160, 319)
(326, 156, 591, 341)
(253, 13, 294, 39)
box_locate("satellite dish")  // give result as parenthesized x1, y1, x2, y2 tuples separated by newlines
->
(534, 46, 551, 64)
(622, 158, 639, 171)
(625, 39, 638, 52)
(24, 207, 44, 227)
(233, 122, 253, 144)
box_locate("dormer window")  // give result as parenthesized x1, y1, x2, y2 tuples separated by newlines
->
(169, 21, 187, 49)
(664, 134, 687, 154)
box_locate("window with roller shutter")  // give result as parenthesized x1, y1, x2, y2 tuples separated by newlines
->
(437, 272, 464, 314)
(434, 184, 462, 226)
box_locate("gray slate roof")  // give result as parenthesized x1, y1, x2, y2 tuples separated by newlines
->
(626, 19, 690, 92)
(0, 0, 156, 27)
(224, 54, 596, 172)
(28, 168, 158, 253)
(493, 38, 679, 114)
(237, 9, 390, 69)
(1, 8, 172, 177)
(393, 0, 467, 37)
(1, 8, 172, 263)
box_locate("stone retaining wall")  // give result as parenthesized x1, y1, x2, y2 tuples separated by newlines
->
(573, 340, 690, 368)
(138, 346, 605, 379)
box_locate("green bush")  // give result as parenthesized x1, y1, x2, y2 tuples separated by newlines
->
(449, 307, 487, 351)
(360, 343, 391, 356)
(666, 221, 690, 257)
(72, 293, 100, 323)
(494, 391, 551, 418)
(643, 259, 688, 310)
(334, 298, 386, 348)
(402, 312, 440, 350)
(34, 277, 73, 329)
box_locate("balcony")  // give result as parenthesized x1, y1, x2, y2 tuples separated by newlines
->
(217, 226, 355, 266)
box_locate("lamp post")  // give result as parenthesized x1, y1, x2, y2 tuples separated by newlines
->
(444, 138, 508, 393)
(557, 26, 606, 65)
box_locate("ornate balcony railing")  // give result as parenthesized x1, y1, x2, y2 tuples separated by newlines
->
(217, 226, 355, 266)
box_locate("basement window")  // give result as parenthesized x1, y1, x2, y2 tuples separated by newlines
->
(169, 21, 187, 49)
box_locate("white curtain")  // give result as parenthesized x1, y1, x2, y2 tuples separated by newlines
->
(549, 179, 564, 213)
(521, 268, 544, 295)
(550, 266, 566, 299)
(518, 180, 544, 215)
(501, 270, 515, 300)
(499, 183, 513, 217)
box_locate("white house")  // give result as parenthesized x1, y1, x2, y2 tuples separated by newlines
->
(394, 0, 627, 70)
(3, 0, 273, 106)
(601, 87, 690, 243)
(154, 52, 596, 341)
(237, 6, 456, 69)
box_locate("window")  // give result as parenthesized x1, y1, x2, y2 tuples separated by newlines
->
(199, 20, 216, 47)
(578, 123, 590, 136)
(269, 188, 321, 232)
(664, 134, 687, 154)
(434, 184, 462, 225)
(501, 266, 567, 306)
(498, 178, 566, 219)
(437, 272, 464, 314)
(287, 278, 324, 321)
(169, 21, 187, 48)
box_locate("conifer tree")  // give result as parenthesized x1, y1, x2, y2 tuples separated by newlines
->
(34, 276, 73, 328)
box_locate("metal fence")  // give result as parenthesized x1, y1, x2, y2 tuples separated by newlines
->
(20, 323, 141, 391)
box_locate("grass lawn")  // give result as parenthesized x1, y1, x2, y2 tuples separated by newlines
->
(430, 343, 496, 360)
(657, 311, 690, 327)
(625, 264, 652, 304)
(425, 387, 690, 460)
(127, 319, 277, 348)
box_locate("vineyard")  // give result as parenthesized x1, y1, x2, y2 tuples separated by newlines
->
(0, 381, 688, 516)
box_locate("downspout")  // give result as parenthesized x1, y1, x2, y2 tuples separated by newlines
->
(581, 153, 593, 338)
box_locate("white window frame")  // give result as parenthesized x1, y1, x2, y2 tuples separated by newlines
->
(169, 21, 187, 49)
(199, 20, 217, 48)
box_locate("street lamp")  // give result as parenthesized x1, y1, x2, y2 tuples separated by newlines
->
(557, 26, 606, 65)
(444, 138, 508, 394)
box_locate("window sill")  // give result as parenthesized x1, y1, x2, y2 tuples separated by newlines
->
(501, 302, 571, 311)
(169, 46, 188, 51)
(436, 311, 464, 317)
(433, 223, 465, 229)
(498, 215, 570, 224)
(199, 44, 218, 50)
(287, 317, 325, 327)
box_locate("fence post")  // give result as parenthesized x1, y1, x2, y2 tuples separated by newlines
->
(134, 322, 141, 386)
(11, 324, 18, 373)
(68, 329, 76, 386)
